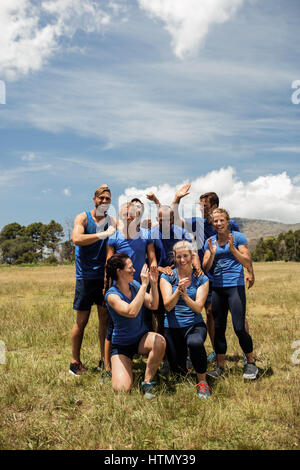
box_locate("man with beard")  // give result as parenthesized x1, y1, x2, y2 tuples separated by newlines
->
(70, 184, 117, 376)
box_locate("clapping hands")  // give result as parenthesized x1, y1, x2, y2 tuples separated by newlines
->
(208, 237, 218, 255)
(177, 277, 190, 297)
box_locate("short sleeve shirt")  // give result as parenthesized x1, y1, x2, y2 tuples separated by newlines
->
(204, 231, 247, 287)
(105, 280, 148, 345)
(160, 268, 209, 328)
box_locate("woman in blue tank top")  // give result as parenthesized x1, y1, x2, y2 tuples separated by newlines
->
(203, 208, 258, 381)
(160, 241, 211, 399)
(105, 254, 166, 399)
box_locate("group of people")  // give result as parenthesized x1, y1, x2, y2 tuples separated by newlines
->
(69, 183, 258, 400)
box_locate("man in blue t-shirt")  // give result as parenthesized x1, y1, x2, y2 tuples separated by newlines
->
(70, 184, 117, 376)
(171, 185, 254, 361)
(142, 201, 202, 340)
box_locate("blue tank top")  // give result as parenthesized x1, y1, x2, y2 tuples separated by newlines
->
(75, 212, 111, 280)
(105, 280, 148, 345)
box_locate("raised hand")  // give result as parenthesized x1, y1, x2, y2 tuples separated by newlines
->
(146, 192, 157, 202)
(149, 265, 159, 284)
(140, 264, 150, 286)
(175, 183, 191, 200)
(208, 237, 218, 255)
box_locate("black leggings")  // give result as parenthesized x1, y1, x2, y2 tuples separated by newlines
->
(164, 323, 207, 375)
(212, 286, 253, 355)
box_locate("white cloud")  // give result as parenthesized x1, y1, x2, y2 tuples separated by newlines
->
(0, 0, 123, 80)
(21, 151, 38, 161)
(62, 188, 71, 197)
(138, 0, 245, 58)
(119, 167, 300, 224)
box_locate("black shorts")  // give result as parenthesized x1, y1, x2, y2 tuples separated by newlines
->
(111, 332, 148, 360)
(73, 278, 104, 311)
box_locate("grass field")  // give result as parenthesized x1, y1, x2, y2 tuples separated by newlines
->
(0, 262, 299, 450)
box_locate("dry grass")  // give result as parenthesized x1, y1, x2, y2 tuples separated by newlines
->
(0, 262, 299, 450)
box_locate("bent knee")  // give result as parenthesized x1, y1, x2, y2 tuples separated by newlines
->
(112, 379, 133, 393)
(154, 333, 166, 351)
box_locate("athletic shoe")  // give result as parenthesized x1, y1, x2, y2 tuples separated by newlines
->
(99, 370, 112, 384)
(69, 361, 88, 376)
(206, 366, 225, 380)
(160, 359, 170, 377)
(95, 359, 103, 372)
(207, 351, 217, 363)
(141, 381, 157, 399)
(196, 381, 211, 399)
(243, 362, 258, 380)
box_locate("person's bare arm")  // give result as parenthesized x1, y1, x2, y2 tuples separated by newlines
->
(160, 276, 182, 312)
(146, 242, 157, 269)
(192, 252, 203, 276)
(146, 192, 161, 209)
(170, 184, 191, 228)
(202, 239, 217, 272)
(103, 244, 115, 293)
(72, 213, 115, 246)
(228, 234, 252, 270)
(106, 265, 149, 318)
(180, 281, 209, 314)
(245, 261, 255, 289)
(144, 266, 159, 310)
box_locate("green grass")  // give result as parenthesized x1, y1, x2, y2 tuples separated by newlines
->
(0, 262, 299, 450)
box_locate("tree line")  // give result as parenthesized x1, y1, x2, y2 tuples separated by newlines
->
(251, 230, 300, 262)
(1, 221, 299, 265)
(0, 221, 74, 265)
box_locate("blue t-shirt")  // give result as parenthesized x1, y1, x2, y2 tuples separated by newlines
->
(107, 228, 154, 283)
(160, 268, 209, 328)
(75, 212, 111, 280)
(204, 231, 248, 287)
(105, 280, 148, 346)
(151, 224, 192, 267)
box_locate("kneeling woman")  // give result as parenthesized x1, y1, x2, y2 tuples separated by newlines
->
(105, 253, 166, 398)
(160, 241, 211, 399)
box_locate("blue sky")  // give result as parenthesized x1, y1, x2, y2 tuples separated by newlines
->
(0, 0, 300, 231)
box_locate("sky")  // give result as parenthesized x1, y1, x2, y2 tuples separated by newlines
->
(0, 0, 300, 233)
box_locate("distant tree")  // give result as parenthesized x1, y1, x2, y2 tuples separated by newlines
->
(42, 220, 64, 254)
(0, 220, 65, 264)
(0, 237, 36, 264)
(60, 240, 75, 263)
(251, 230, 300, 262)
(0, 223, 25, 243)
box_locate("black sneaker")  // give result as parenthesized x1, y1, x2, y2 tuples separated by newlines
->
(160, 359, 170, 378)
(99, 370, 112, 384)
(94, 359, 104, 372)
(69, 361, 88, 376)
(206, 366, 225, 380)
